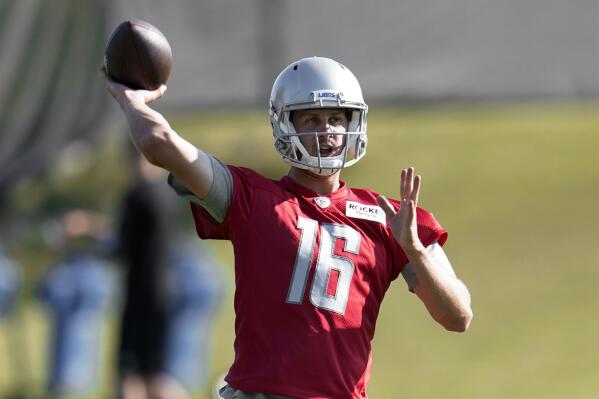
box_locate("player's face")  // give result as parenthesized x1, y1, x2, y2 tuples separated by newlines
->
(291, 108, 349, 158)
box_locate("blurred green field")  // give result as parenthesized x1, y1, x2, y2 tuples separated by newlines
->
(1, 101, 598, 398)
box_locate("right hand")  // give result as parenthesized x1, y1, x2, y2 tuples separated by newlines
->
(99, 65, 167, 107)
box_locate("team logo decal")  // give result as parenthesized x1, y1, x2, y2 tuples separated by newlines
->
(345, 201, 386, 225)
(314, 197, 331, 208)
(312, 90, 344, 101)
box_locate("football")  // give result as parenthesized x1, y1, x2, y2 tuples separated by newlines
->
(104, 19, 172, 90)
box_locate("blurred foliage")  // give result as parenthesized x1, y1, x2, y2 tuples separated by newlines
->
(1, 101, 599, 398)
(10, 135, 132, 215)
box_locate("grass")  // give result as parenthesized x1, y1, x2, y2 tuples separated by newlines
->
(2, 100, 599, 398)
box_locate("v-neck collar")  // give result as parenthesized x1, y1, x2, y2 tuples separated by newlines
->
(280, 175, 349, 200)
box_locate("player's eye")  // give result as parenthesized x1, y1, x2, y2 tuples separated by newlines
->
(303, 117, 320, 128)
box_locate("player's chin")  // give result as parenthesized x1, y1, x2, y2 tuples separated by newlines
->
(305, 168, 341, 179)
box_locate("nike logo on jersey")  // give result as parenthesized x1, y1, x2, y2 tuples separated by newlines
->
(345, 201, 387, 225)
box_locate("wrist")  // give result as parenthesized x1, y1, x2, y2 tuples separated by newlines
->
(119, 90, 142, 109)
(401, 242, 426, 259)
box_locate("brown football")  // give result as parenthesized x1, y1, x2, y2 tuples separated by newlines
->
(104, 19, 172, 90)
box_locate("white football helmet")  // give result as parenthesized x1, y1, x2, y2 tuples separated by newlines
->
(269, 57, 368, 176)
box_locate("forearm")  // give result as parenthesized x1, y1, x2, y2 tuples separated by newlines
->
(118, 93, 174, 164)
(118, 94, 214, 198)
(406, 247, 473, 332)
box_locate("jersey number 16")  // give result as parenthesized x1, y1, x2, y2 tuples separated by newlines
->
(286, 216, 361, 315)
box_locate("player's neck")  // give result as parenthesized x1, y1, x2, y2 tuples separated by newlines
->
(288, 167, 341, 195)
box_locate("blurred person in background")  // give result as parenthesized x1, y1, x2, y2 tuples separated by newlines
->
(0, 243, 22, 385)
(116, 149, 224, 399)
(1, 211, 28, 399)
(163, 239, 225, 395)
(36, 209, 116, 398)
(103, 57, 472, 399)
(0, 243, 21, 321)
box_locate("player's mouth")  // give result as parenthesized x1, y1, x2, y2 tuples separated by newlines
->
(319, 145, 341, 157)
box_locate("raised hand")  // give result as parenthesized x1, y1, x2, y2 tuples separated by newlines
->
(100, 65, 166, 107)
(376, 167, 425, 255)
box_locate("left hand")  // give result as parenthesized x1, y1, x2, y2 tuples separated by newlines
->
(377, 167, 425, 255)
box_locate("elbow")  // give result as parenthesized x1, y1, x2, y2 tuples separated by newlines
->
(138, 129, 176, 167)
(441, 308, 473, 333)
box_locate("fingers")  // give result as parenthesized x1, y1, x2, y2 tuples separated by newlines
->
(376, 195, 397, 219)
(99, 64, 167, 104)
(400, 169, 407, 200)
(143, 85, 167, 103)
(98, 64, 119, 88)
(403, 198, 418, 235)
(406, 167, 412, 197)
(400, 167, 414, 199)
(99, 64, 114, 93)
(412, 174, 421, 204)
(99, 64, 128, 100)
(400, 167, 421, 204)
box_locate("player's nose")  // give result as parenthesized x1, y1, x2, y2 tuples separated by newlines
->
(323, 121, 336, 133)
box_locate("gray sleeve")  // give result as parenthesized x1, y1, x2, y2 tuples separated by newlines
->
(167, 155, 233, 223)
(401, 242, 457, 292)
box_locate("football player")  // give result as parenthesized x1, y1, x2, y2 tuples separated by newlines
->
(102, 57, 472, 399)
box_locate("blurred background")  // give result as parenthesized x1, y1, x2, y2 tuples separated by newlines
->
(1, 0, 598, 398)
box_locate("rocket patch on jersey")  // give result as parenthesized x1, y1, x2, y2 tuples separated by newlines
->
(345, 201, 386, 225)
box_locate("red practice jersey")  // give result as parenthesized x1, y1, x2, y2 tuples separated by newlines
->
(190, 166, 447, 399)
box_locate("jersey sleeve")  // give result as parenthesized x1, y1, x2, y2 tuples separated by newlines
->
(415, 207, 448, 247)
(168, 155, 233, 223)
(387, 202, 448, 279)
(401, 242, 457, 291)
(189, 165, 257, 241)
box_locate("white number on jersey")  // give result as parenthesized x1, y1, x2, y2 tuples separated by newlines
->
(286, 216, 361, 315)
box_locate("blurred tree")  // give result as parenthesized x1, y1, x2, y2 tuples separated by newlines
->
(0, 0, 115, 196)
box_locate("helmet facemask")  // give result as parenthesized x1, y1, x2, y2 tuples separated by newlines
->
(272, 106, 367, 176)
